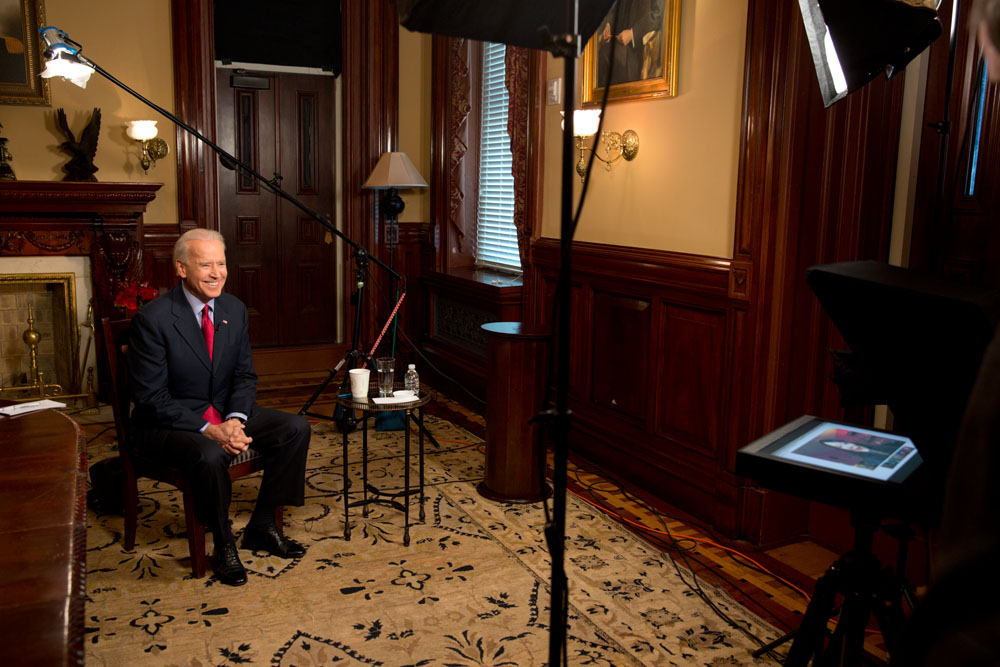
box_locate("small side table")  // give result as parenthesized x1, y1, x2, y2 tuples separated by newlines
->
(478, 322, 552, 503)
(336, 383, 430, 546)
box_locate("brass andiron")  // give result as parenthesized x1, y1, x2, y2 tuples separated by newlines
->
(76, 300, 98, 412)
(0, 304, 64, 400)
(75, 300, 94, 393)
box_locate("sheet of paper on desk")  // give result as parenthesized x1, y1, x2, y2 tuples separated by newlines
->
(0, 399, 67, 417)
(371, 396, 418, 405)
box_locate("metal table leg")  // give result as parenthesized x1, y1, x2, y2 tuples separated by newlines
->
(342, 426, 350, 541)
(361, 415, 370, 516)
(403, 409, 411, 546)
(418, 407, 425, 522)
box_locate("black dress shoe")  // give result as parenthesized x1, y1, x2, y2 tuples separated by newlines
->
(212, 542, 248, 586)
(241, 524, 306, 558)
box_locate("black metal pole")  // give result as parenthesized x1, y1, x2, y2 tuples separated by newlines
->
(547, 1, 579, 663)
(931, 0, 961, 251)
(82, 57, 401, 283)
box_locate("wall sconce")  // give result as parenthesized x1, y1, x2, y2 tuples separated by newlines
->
(125, 120, 168, 173)
(563, 109, 639, 182)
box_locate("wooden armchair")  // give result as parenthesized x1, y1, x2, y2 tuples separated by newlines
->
(99, 317, 281, 578)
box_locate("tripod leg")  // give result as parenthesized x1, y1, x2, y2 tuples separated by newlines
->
(299, 368, 338, 416)
(785, 563, 843, 666)
(820, 585, 873, 667)
(751, 631, 794, 659)
(871, 567, 908, 658)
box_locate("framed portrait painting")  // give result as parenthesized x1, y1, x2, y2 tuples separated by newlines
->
(0, 0, 50, 105)
(580, 0, 681, 105)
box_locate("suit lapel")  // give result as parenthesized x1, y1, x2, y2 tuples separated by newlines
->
(171, 287, 212, 371)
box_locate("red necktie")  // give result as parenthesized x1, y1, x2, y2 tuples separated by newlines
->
(201, 305, 223, 425)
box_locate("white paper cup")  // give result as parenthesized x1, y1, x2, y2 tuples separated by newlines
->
(348, 368, 370, 399)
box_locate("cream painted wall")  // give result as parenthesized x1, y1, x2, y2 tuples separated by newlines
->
(542, 0, 748, 259)
(398, 28, 432, 223)
(1, 0, 177, 224)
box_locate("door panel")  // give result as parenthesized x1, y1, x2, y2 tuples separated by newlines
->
(216, 69, 338, 347)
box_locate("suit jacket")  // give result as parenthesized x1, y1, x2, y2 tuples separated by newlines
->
(127, 284, 257, 434)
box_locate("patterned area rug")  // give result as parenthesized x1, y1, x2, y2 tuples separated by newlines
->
(85, 415, 780, 666)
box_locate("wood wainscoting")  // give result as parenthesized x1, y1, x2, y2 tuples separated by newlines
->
(529, 238, 748, 535)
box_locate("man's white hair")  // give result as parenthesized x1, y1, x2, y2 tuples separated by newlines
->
(174, 228, 226, 264)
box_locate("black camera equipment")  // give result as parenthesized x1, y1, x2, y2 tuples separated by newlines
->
(737, 260, 999, 665)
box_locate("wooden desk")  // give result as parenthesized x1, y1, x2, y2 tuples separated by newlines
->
(0, 407, 87, 667)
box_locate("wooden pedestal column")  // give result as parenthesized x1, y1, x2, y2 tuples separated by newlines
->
(477, 322, 551, 503)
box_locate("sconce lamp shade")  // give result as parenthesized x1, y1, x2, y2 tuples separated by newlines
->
(363, 152, 428, 190)
(560, 109, 601, 137)
(573, 109, 601, 137)
(126, 120, 159, 141)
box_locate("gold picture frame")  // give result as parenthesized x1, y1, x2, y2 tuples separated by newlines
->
(580, 0, 681, 105)
(0, 0, 50, 105)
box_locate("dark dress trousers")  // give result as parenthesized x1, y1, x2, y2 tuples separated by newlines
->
(126, 284, 309, 541)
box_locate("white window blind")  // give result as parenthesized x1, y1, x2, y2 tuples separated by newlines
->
(476, 42, 521, 271)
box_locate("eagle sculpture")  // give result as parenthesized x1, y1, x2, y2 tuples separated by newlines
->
(56, 108, 101, 182)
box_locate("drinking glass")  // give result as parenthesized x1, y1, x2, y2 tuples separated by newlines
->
(375, 357, 395, 397)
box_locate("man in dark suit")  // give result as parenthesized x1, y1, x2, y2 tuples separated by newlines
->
(596, 0, 663, 86)
(127, 228, 310, 586)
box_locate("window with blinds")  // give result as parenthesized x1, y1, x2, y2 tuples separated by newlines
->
(476, 42, 521, 271)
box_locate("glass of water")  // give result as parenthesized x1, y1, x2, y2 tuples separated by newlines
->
(375, 357, 395, 397)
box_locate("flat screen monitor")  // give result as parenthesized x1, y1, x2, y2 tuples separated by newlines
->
(736, 415, 923, 512)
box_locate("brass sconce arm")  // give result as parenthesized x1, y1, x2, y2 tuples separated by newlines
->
(575, 129, 639, 181)
(137, 137, 168, 172)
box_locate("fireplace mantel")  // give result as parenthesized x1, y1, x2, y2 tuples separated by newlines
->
(0, 180, 162, 318)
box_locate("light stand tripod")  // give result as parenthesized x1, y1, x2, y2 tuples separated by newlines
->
(751, 509, 917, 665)
(298, 246, 377, 428)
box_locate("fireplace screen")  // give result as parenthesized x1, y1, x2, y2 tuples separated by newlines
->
(0, 273, 82, 399)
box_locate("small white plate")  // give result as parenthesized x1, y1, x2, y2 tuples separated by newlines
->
(392, 390, 415, 399)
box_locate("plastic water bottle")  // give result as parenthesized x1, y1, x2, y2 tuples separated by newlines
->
(404, 363, 420, 394)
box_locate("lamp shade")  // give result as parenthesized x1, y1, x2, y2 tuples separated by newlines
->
(363, 152, 428, 189)
(560, 109, 601, 137)
(126, 120, 159, 141)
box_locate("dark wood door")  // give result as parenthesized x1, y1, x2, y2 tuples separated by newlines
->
(912, 0, 1000, 289)
(216, 69, 339, 347)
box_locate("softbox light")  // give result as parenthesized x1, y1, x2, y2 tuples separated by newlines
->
(397, 0, 616, 51)
(797, 0, 942, 107)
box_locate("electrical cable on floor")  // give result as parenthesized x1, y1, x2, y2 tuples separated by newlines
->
(421, 398, 808, 650)
(561, 467, 796, 660)
(87, 424, 114, 443)
(565, 462, 891, 643)
(568, 462, 813, 603)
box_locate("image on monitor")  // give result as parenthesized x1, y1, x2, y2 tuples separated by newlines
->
(771, 421, 919, 482)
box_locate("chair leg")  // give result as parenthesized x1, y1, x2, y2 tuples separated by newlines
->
(182, 493, 208, 578)
(123, 472, 139, 550)
(274, 506, 283, 533)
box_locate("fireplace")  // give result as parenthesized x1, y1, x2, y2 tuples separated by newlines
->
(0, 181, 162, 400)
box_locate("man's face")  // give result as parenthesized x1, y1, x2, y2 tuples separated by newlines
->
(176, 239, 227, 303)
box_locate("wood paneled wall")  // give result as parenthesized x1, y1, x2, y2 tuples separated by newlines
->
(525, 0, 907, 542)
(529, 240, 740, 529)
